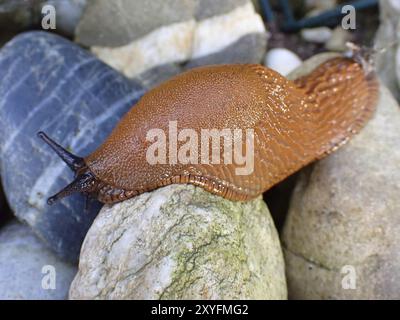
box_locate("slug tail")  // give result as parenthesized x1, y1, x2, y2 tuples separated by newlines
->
(294, 55, 379, 159)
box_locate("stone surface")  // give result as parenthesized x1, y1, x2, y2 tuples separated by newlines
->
(301, 27, 333, 44)
(194, 0, 248, 20)
(0, 31, 145, 262)
(374, 0, 400, 100)
(69, 184, 287, 300)
(92, 20, 195, 78)
(282, 53, 400, 299)
(80, 1, 266, 78)
(325, 26, 352, 52)
(75, 0, 196, 47)
(0, 185, 11, 227)
(45, 0, 87, 36)
(136, 63, 183, 89)
(0, 220, 77, 300)
(264, 48, 302, 76)
(190, 2, 265, 59)
(184, 33, 267, 70)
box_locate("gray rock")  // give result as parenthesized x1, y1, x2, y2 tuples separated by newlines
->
(282, 54, 400, 299)
(69, 184, 287, 300)
(80, 1, 266, 78)
(374, 0, 400, 100)
(184, 33, 267, 69)
(0, 31, 145, 262)
(0, 220, 77, 300)
(45, 0, 87, 36)
(75, 0, 196, 47)
(301, 27, 333, 44)
(137, 63, 183, 89)
(194, 0, 248, 20)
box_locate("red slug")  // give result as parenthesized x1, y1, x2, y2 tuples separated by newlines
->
(39, 49, 379, 204)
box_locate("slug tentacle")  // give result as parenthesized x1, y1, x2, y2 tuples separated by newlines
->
(47, 172, 96, 205)
(37, 131, 85, 172)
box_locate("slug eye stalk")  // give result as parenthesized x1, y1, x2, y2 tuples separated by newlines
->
(37, 131, 96, 205)
(37, 131, 85, 172)
(46, 172, 96, 205)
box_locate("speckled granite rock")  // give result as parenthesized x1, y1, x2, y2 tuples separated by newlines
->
(0, 220, 77, 300)
(69, 185, 287, 300)
(282, 53, 400, 299)
(0, 31, 145, 262)
(77, 0, 266, 78)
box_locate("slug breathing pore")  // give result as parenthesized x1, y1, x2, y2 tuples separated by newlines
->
(39, 45, 379, 205)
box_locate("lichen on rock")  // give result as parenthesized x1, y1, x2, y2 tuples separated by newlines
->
(69, 184, 287, 300)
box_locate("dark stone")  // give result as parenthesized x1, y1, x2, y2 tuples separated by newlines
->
(0, 31, 145, 263)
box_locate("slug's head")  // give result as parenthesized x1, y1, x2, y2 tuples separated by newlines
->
(37, 131, 100, 205)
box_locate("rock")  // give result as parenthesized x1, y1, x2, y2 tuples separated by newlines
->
(78, 0, 266, 78)
(264, 48, 302, 76)
(0, 220, 77, 299)
(374, 0, 400, 100)
(397, 47, 400, 89)
(75, 0, 196, 47)
(282, 53, 400, 299)
(0, 31, 146, 262)
(45, 0, 88, 36)
(190, 2, 266, 60)
(194, 0, 248, 20)
(136, 63, 183, 89)
(69, 184, 287, 300)
(0, 186, 11, 226)
(0, 0, 39, 45)
(91, 20, 195, 78)
(184, 33, 267, 69)
(325, 26, 352, 52)
(301, 27, 333, 44)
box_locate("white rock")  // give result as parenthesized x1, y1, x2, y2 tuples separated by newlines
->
(0, 220, 77, 300)
(92, 20, 195, 78)
(325, 26, 352, 51)
(69, 184, 287, 300)
(90, 1, 266, 78)
(301, 27, 333, 44)
(264, 48, 302, 76)
(191, 2, 266, 59)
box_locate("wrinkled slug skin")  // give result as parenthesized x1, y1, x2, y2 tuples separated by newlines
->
(85, 58, 379, 202)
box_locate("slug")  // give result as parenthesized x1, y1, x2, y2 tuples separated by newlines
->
(38, 48, 378, 205)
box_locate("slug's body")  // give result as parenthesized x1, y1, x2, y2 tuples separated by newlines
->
(39, 53, 379, 205)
